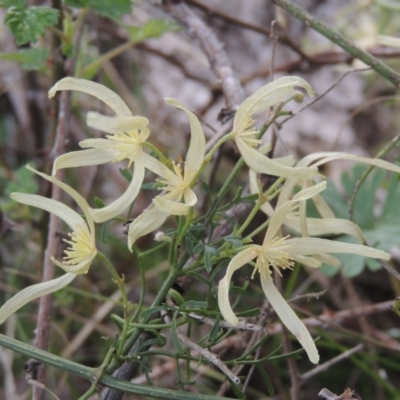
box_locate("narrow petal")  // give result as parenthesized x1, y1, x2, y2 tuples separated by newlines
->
(260, 268, 319, 364)
(236, 138, 317, 179)
(165, 98, 206, 178)
(127, 205, 169, 250)
(284, 216, 364, 242)
(0, 273, 76, 325)
(153, 195, 192, 216)
(26, 165, 94, 235)
(11, 193, 83, 232)
(52, 148, 117, 174)
(52, 252, 96, 274)
(141, 153, 180, 184)
(218, 247, 260, 326)
(263, 201, 294, 245)
(287, 237, 390, 260)
(234, 76, 314, 133)
(90, 155, 145, 223)
(79, 138, 114, 149)
(48, 78, 132, 117)
(87, 112, 149, 139)
(292, 181, 326, 202)
(298, 151, 400, 174)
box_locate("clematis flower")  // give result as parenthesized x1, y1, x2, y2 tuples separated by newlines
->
(0, 165, 97, 324)
(218, 184, 390, 364)
(270, 152, 400, 241)
(231, 76, 318, 180)
(127, 98, 205, 248)
(48, 77, 150, 223)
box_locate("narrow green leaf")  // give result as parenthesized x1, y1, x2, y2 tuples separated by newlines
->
(186, 271, 211, 287)
(94, 197, 105, 208)
(119, 167, 132, 181)
(227, 378, 245, 399)
(208, 314, 220, 343)
(171, 311, 185, 355)
(139, 306, 166, 321)
(255, 364, 275, 396)
(101, 220, 110, 243)
(180, 300, 208, 310)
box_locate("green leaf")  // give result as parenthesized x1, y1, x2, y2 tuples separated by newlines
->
(91, 0, 131, 19)
(65, 0, 88, 7)
(256, 364, 275, 396)
(180, 300, 208, 310)
(0, 47, 49, 70)
(125, 18, 180, 43)
(101, 220, 110, 243)
(5, 6, 59, 45)
(208, 315, 220, 343)
(321, 164, 400, 277)
(0, 0, 26, 8)
(171, 311, 185, 355)
(5, 165, 38, 196)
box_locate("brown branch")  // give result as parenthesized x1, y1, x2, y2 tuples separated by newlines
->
(161, 0, 245, 111)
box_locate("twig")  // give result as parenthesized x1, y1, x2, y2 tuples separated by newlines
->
(176, 328, 240, 384)
(188, 312, 262, 331)
(271, 0, 400, 88)
(301, 343, 364, 382)
(186, 0, 310, 60)
(161, 0, 245, 111)
(277, 67, 371, 128)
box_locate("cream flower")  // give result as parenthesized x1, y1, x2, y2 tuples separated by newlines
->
(48, 77, 150, 223)
(218, 184, 390, 364)
(268, 152, 400, 241)
(127, 98, 205, 248)
(0, 165, 97, 324)
(231, 76, 318, 180)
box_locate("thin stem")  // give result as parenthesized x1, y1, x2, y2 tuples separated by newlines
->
(0, 334, 233, 400)
(272, 0, 400, 88)
(203, 133, 233, 165)
(349, 133, 400, 223)
(143, 142, 171, 166)
(96, 252, 130, 356)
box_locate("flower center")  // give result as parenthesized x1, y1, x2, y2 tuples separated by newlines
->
(235, 116, 262, 148)
(252, 235, 294, 278)
(107, 130, 144, 167)
(63, 224, 95, 268)
(157, 160, 187, 200)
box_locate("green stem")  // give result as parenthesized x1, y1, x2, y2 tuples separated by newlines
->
(203, 133, 233, 164)
(143, 142, 171, 166)
(272, 0, 400, 88)
(349, 133, 400, 223)
(97, 251, 131, 356)
(0, 334, 234, 400)
(78, 347, 116, 400)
